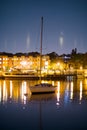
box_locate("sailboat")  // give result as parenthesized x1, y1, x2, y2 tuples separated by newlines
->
(29, 17, 58, 94)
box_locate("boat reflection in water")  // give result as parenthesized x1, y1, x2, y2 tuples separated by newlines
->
(0, 79, 87, 130)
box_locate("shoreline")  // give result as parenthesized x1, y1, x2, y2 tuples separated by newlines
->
(0, 74, 77, 80)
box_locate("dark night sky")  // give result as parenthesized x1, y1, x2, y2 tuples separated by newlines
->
(0, 0, 87, 54)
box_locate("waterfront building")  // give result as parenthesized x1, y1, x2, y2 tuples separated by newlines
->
(0, 53, 50, 74)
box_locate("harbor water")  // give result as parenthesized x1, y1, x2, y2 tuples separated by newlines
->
(0, 79, 87, 130)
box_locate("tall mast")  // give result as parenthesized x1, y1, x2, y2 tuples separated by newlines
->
(40, 16, 43, 81)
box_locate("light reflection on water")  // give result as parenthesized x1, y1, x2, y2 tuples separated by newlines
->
(0, 79, 87, 130)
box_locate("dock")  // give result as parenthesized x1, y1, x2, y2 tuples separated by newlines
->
(0, 73, 78, 80)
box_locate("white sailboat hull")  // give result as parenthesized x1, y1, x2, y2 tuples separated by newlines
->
(29, 84, 57, 94)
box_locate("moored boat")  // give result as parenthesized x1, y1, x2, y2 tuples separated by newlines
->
(30, 83, 57, 94)
(29, 83, 58, 94)
(30, 17, 58, 94)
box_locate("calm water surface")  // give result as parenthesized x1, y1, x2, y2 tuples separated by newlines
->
(0, 79, 87, 130)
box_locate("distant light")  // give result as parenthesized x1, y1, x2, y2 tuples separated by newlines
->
(59, 36, 63, 46)
(26, 34, 30, 50)
(60, 36, 63, 44)
(59, 32, 64, 47)
(80, 66, 83, 70)
(20, 61, 27, 66)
